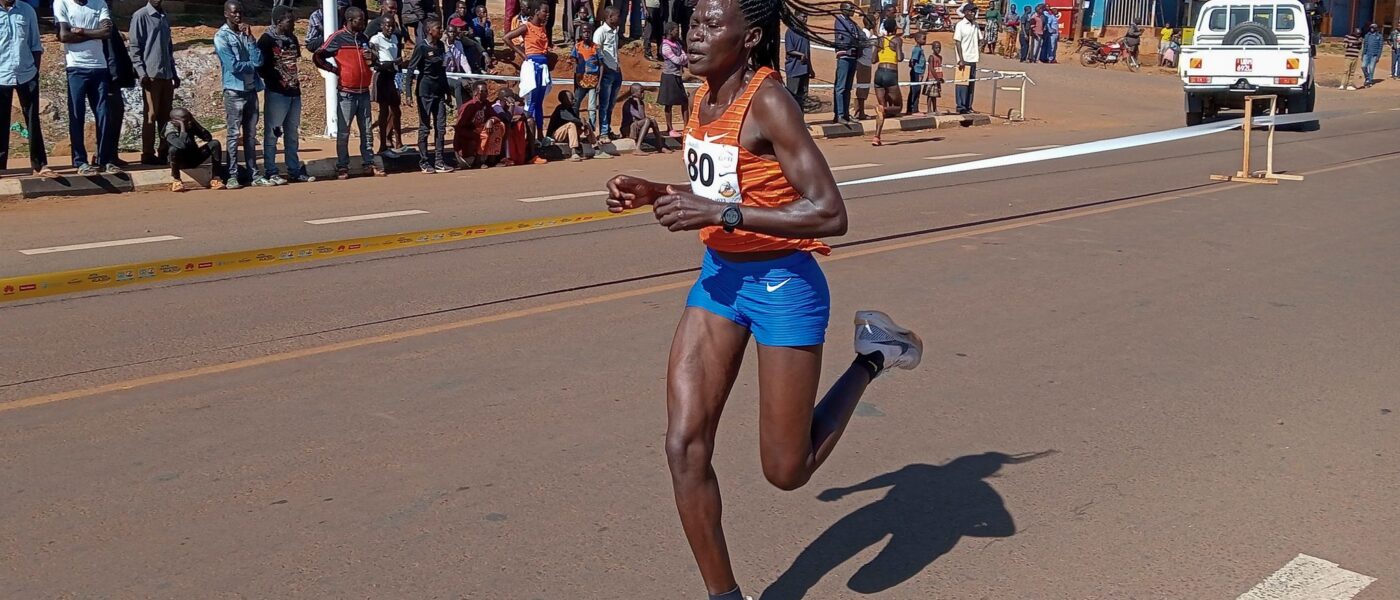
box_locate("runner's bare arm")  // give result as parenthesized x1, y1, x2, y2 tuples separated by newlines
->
(652, 79, 847, 238)
(606, 175, 684, 212)
(503, 23, 530, 61)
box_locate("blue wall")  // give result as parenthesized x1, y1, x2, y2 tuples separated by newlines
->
(1327, 0, 1380, 35)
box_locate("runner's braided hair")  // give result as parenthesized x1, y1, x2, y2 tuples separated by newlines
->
(740, 0, 873, 71)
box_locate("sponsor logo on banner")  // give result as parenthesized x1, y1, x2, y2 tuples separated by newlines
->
(348, 243, 362, 250)
(297, 249, 313, 257)
(160, 264, 181, 274)
(198, 262, 213, 269)
(257, 254, 275, 262)
(19, 283, 37, 291)
(138, 268, 156, 278)
(115, 271, 135, 281)
(68, 278, 84, 285)
(88, 274, 111, 283)
(3, 285, 14, 295)
(238, 257, 253, 264)
(316, 246, 334, 254)
(185, 263, 196, 271)
(279, 252, 294, 260)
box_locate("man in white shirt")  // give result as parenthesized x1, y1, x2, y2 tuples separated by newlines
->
(951, 3, 981, 114)
(54, 0, 118, 175)
(592, 6, 621, 139)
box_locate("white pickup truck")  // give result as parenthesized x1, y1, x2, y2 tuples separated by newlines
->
(1177, 0, 1315, 126)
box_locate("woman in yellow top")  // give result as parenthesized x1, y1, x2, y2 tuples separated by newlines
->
(871, 17, 904, 146)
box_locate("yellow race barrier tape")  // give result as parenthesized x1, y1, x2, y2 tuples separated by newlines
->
(1, 208, 642, 303)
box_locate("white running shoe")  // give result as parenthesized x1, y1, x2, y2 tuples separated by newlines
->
(854, 310, 923, 372)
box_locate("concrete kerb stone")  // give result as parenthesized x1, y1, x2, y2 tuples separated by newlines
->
(810, 113, 991, 139)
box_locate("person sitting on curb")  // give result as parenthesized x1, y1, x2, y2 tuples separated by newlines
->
(165, 107, 227, 192)
(548, 89, 609, 161)
(453, 80, 505, 169)
(618, 82, 669, 154)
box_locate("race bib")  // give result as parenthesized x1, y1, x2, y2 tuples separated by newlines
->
(683, 134, 742, 204)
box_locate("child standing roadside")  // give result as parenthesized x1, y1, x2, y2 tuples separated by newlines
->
(906, 31, 927, 115)
(407, 19, 453, 173)
(657, 23, 689, 137)
(925, 40, 944, 115)
(572, 22, 602, 131)
(369, 10, 407, 158)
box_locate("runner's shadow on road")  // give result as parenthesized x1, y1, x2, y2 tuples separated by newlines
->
(760, 450, 1055, 600)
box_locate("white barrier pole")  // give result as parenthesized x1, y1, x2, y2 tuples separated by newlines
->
(322, 0, 339, 138)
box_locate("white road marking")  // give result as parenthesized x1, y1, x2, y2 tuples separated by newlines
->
(1236, 554, 1376, 600)
(1018, 144, 1064, 151)
(304, 210, 429, 225)
(19, 235, 182, 255)
(519, 164, 879, 203)
(518, 190, 607, 203)
(1391, 107, 1400, 111)
(831, 163, 882, 171)
(925, 153, 983, 160)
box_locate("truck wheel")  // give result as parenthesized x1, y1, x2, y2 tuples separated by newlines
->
(1299, 81, 1316, 113)
(1187, 111, 1204, 126)
(1223, 22, 1277, 45)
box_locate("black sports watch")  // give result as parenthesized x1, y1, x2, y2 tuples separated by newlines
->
(721, 205, 744, 233)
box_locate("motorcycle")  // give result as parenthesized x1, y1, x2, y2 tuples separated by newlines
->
(911, 2, 951, 32)
(1077, 38, 1140, 72)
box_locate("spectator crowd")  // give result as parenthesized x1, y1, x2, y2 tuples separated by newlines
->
(1, 0, 1395, 192)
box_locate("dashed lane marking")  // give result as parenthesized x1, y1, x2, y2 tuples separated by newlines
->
(304, 210, 429, 225)
(18, 235, 183, 256)
(1236, 554, 1376, 600)
(1018, 144, 1064, 151)
(830, 163, 882, 171)
(925, 153, 983, 160)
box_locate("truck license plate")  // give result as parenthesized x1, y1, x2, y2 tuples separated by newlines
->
(1235, 58, 1253, 72)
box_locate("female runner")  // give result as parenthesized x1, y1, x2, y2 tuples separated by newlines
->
(605, 0, 924, 597)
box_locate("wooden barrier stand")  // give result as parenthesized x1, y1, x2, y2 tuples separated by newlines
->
(1210, 95, 1304, 185)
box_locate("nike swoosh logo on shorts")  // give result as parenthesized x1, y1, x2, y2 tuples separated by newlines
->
(766, 279, 792, 293)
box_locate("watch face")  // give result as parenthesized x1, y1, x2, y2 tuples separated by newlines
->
(722, 206, 741, 227)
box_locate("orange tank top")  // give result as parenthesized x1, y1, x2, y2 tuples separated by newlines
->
(683, 67, 831, 255)
(525, 22, 549, 55)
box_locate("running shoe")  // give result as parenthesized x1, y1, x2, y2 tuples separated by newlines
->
(434, 161, 453, 173)
(224, 178, 242, 190)
(251, 177, 277, 187)
(854, 310, 923, 373)
(103, 163, 125, 175)
(292, 173, 317, 183)
(269, 174, 289, 186)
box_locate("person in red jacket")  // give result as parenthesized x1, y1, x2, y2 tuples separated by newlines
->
(314, 7, 385, 179)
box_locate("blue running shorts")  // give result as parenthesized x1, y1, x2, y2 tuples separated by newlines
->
(685, 248, 831, 347)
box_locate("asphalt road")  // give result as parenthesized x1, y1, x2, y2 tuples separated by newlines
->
(2, 92, 1398, 597)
